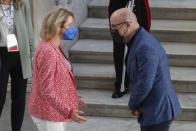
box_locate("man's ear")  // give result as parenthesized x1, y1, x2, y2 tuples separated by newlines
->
(127, 21, 131, 27)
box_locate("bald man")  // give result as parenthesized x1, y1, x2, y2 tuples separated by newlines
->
(110, 8, 181, 131)
(108, 0, 151, 98)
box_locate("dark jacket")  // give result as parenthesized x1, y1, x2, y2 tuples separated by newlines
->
(108, 0, 151, 32)
(126, 27, 181, 126)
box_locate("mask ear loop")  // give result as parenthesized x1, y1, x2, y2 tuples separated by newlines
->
(122, 23, 129, 42)
(122, 20, 132, 42)
(122, 21, 132, 36)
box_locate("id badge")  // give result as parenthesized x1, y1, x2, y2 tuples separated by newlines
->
(7, 34, 19, 52)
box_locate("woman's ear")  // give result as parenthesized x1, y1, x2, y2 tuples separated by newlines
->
(60, 27, 65, 34)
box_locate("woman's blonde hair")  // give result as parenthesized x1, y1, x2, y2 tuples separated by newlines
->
(0, 0, 24, 10)
(40, 7, 74, 40)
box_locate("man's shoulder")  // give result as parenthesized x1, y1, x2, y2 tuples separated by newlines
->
(137, 28, 161, 49)
(140, 28, 155, 41)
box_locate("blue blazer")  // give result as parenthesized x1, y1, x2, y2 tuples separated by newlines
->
(126, 27, 181, 126)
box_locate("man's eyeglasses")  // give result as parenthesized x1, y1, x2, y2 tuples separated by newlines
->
(111, 21, 126, 29)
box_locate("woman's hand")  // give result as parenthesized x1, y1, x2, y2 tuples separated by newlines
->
(71, 110, 87, 124)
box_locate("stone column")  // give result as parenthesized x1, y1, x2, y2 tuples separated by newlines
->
(30, 0, 56, 46)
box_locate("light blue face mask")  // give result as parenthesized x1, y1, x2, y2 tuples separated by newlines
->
(63, 26, 77, 40)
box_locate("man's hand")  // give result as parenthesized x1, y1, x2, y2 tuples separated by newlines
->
(129, 109, 141, 116)
(71, 110, 87, 124)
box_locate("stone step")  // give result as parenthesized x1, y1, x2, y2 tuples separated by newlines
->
(88, 0, 196, 20)
(72, 63, 196, 93)
(1, 97, 196, 131)
(79, 18, 196, 43)
(70, 39, 196, 67)
(68, 116, 196, 131)
(7, 64, 196, 93)
(77, 89, 196, 121)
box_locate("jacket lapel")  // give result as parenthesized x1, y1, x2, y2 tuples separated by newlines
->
(59, 47, 73, 72)
(126, 27, 143, 79)
(48, 41, 75, 81)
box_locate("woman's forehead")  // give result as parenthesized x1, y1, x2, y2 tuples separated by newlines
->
(66, 16, 74, 24)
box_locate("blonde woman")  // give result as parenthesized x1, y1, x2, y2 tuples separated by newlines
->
(0, 0, 34, 130)
(28, 7, 87, 131)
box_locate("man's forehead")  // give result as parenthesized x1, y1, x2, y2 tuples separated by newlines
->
(110, 16, 122, 24)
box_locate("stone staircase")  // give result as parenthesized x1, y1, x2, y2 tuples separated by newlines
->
(1, 0, 196, 130)
(69, 0, 196, 130)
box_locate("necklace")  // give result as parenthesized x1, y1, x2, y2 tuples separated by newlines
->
(1, 0, 14, 31)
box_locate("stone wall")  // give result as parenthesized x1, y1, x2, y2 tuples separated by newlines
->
(30, 0, 92, 55)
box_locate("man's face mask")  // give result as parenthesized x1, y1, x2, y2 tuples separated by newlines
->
(111, 21, 128, 43)
(63, 26, 77, 40)
(111, 29, 124, 43)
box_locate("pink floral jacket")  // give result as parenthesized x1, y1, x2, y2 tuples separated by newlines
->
(28, 40, 78, 122)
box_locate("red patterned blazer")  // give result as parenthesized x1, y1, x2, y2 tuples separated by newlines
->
(28, 40, 78, 122)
